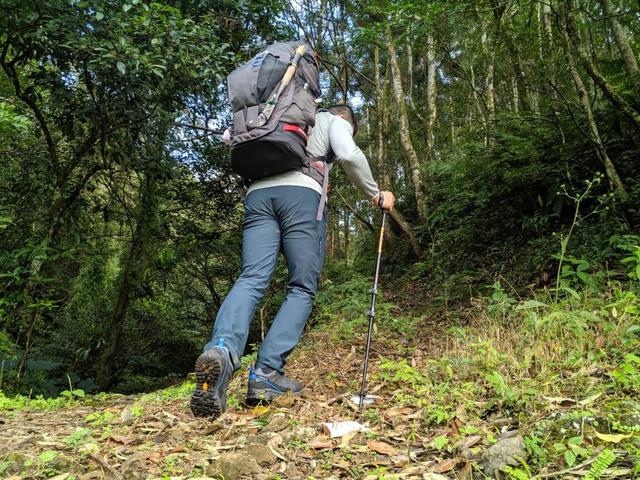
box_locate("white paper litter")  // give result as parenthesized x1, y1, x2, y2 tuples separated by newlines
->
(321, 421, 367, 438)
(349, 394, 381, 406)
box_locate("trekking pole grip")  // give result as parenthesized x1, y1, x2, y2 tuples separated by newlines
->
(377, 210, 386, 254)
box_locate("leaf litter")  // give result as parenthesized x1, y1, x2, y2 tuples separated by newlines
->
(1, 315, 639, 479)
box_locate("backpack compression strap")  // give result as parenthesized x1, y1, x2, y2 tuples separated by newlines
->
(303, 149, 335, 221)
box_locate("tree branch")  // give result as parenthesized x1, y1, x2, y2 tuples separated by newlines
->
(0, 38, 60, 175)
(334, 188, 374, 232)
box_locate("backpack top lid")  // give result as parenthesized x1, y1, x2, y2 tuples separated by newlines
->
(227, 41, 320, 114)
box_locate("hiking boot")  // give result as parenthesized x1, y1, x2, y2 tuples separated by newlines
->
(246, 366, 303, 404)
(190, 346, 233, 418)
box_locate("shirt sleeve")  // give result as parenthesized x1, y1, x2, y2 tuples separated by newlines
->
(328, 117, 380, 199)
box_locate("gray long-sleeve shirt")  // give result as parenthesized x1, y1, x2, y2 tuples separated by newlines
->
(247, 111, 380, 198)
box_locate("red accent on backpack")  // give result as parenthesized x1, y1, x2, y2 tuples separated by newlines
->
(282, 124, 308, 143)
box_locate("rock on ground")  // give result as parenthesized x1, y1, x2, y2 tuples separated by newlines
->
(206, 452, 262, 480)
(481, 435, 527, 478)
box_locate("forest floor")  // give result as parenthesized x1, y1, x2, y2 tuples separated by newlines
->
(1, 278, 640, 480)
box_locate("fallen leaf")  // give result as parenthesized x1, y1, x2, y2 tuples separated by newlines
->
(331, 459, 351, 470)
(458, 435, 482, 450)
(145, 452, 162, 464)
(268, 444, 287, 461)
(338, 430, 359, 449)
(387, 406, 415, 417)
(252, 404, 270, 416)
(578, 392, 603, 405)
(595, 432, 632, 443)
(49, 474, 71, 480)
(543, 396, 577, 407)
(368, 440, 398, 456)
(423, 473, 450, 480)
(309, 436, 333, 449)
(431, 457, 462, 473)
(272, 392, 296, 408)
(78, 471, 103, 480)
(110, 435, 135, 445)
(392, 454, 410, 467)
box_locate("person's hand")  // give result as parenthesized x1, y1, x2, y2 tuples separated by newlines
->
(372, 191, 395, 211)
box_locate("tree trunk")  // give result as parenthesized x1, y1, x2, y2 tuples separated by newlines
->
(343, 210, 349, 261)
(564, 7, 640, 129)
(373, 47, 391, 188)
(599, 0, 640, 95)
(449, 96, 456, 143)
(374, 46, 421, 257)
(386, 36, 427, 223)
(542, 2, 553, 43)
(491, 0, 532, 112)
(469, 64, 486, 125)
(481, 31, 496, 128)
(95, 173, 157, 390)
(387, 209, 422, 258)
(558, 5, 628, 201)
(407, 43, 414, 102)
(365, 106, 373, 159)
(328, 213, 336, 259)
(425, 34, 437, 160)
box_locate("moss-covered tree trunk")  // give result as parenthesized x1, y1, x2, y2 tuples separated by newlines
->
(95, 173, 157, 390)
(599, 0, 640, 96)
(386, 37, 427, 224)
(558, 4, 628, 202)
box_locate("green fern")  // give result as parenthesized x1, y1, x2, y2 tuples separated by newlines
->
(584, 448, 615, 480)
(504, 466, 530, 480)
(612, 420, 640, 433)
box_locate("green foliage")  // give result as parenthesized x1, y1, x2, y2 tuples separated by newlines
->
(487, 282, 517, 316)
(584, 448, 616, 480)
(504, 466, 531, 480)
(611, 354, 640, 393)
(378, 358, 426, 387)
(485, 371, 518, 404)
(0, 103, 31, 134)
(63, 427, 93, 448)
(85, 410, 116, 426)
(612, 235, 640, 281)
(37, 450, 58, 464)
(315, 269, 415, 339)
(0, 0, 639, 406)
(432, 435, 448, 451)
(0, 0, 282, 395)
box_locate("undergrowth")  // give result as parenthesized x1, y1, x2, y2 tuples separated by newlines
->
(368, 278, 640, 478)
(2, 259, 639, 478)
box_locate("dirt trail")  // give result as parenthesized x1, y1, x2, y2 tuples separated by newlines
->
(1, 323, 464, 480)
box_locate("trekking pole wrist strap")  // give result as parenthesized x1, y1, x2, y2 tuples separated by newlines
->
(377, 192, 384, 209)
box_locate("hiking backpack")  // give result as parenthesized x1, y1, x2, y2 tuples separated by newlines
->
(226, 41, 322, 181)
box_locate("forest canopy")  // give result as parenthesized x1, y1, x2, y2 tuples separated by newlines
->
(1, 0, 639, 398)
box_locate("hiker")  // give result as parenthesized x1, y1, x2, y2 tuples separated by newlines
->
(190, 42, 395, 419)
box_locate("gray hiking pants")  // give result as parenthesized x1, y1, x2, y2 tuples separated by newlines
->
(204, 186, 327, 373)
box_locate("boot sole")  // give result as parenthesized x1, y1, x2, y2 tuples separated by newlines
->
(190, 349, 227, 418)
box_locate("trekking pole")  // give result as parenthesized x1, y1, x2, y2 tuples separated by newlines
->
(257, 43, 307, 126)
(356, 208, 387, 412)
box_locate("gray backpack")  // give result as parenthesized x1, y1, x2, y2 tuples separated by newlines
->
(227, 41, 323, 181)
